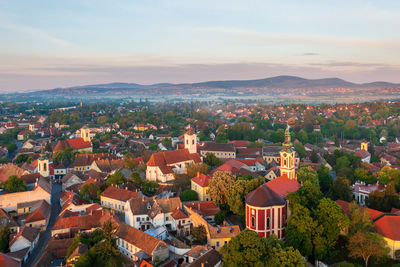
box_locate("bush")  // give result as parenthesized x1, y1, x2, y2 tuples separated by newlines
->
(180, 189, 198, 201)
(214, 211, 226, 225)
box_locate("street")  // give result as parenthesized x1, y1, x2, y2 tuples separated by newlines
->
(22, 182, 62, 267)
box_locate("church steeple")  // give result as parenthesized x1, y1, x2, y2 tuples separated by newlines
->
(279, 122, 296, 180)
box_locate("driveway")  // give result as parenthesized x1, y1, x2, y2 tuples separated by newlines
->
(23, 182, 62, 267)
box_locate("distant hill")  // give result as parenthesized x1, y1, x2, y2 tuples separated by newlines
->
(1, 75, 399, 103)
(37, 76, 400, 94)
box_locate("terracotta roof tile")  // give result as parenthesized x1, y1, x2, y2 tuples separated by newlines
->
(374, 215, 400, 240)
(0, 253, 20, 267)
(67, 138, 92, 150)
(191, 173, 210, 187)
(266, 175, 300, 198)
(100, 186, 140, 202)
(246, 184, 286, 207)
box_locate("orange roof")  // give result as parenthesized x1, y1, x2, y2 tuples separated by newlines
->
(67, 138, 92, 150)
(100, 186, 140, 202)
(138, 260, 154, 267)
(171, 208, 189, 220)
(147, 149, 201, 170)
(374, 215, 400, 240)
(191, 173, 210, 187)
(25, 200, 50, 223)
(335, 200, 383, 221)
(184, 201, 220, 217)
(266, 175, 300, 198)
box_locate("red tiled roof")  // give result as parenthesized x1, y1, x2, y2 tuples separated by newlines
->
(374, 215, 400, 240)
(246, 183, 286, 207)
(25, 200, 50, 223)
(67, 138, 92, 150)
(229, 140, 250, 148)
(100, 186, 140, 202)
(266, 175, 300, 198)
(147, 149, 201, 171)
(335, 200, 383, 220)
(184, 201, 220, 217)
(171, 208, 189, 220)
(191, 173, 210, 187)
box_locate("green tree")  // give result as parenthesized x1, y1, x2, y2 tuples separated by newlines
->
(294, 142, 306, 159)
(314, 198, 349, 258)
(6, 143, 17, 154)
(330, 177, 352, 202)
(209, 171, 236, 206)
(317, 164, 332, 193)
(296, 166, 319, 188)
(347, 231, 389, 267)
(366, 183, 400, 212)
(286, 203, 316, 258)
(0, 226, 10, 252)
(227, 177, 264, 216)
(287, 180, 322, 211)
(214, 210, 226, 225)
(268, 244, 305, 267)
(79, 183, 100, 200)
(310, 150, 319, 163)
(203, 152, 223, 167)
(1, 175, 26, 193)
(186, 162, 209, 178)
(347, 201, 374, 236)
(15, 154, 33, 164)
(106, 172, 126, 186)
(180, 189, 198, 201)
(220, 230, 269, 267)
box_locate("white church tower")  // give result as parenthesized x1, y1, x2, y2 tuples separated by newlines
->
(184, 128, 197, 154)
(38, 151, 50, 177)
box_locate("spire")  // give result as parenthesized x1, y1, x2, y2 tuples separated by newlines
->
(283, 122, 292, 151)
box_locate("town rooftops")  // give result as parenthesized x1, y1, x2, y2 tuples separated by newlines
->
(352, 182, 385, 194)
(25, 200, 50, 224)
(127, 197, 182, 218)
(100, 186, 141, 202)
(10, 226, 40, 247)
(335, 200, 384, 221)
(262, 146, 282, 156)
(246, 184, 286, 207)
(146, 148, 201, 169)
(71, 153, 114, 167)
(355, 149, 371, 159)
(199, 142, 235, 152)
(187, 248, 222, 267)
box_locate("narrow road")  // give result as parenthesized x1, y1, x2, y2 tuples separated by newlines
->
(23, 182, 62, 267)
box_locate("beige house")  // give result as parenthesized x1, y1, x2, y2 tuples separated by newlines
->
(199, 142, 236, 159)
(115, 222, 169, 262)
(100, 186, 141, 213)
(0, 177, 51, 212)
(191, 173, 211, 201)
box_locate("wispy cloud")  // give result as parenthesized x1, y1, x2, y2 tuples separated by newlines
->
(0, 21, 73, 46)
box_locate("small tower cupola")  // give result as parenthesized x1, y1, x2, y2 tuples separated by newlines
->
(80, 126, 91, 142)
(361, 140, 369, 151)
(279, 123, 296, 180)
(38, 148, 49, 177)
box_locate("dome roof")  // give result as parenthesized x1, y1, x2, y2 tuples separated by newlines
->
(245, 184, 286, 207)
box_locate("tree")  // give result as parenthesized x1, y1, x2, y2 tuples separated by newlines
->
(214, 210, 226, 225)
(6, 143, 17, 154)
(366, 183, 400, 212)
(106, 172, 126, 186)
(330, 177, 352, 202)
(317, 164, 332, 193)
(227, 177, 264, 216)
(15, 154, 33, 164)
(314, 198, 349, 258)
(296, 166, 319, 188)
(268, 244, 305, 267)
(209, 171, 235, 206)
(285, 203, 317, 258)
(123, 154, 139, 170)
(186, 162, 209, 178)
(203, 153, 223, 167)
(220, 230, 269, 267)
(180, 189, 198, 201)
(310, 150, 319, 163)
(347, 201, 374, 236)
(294, 142, 306, 159)
(162, 138, 172, 148)
(287, 180, 322, 211)
(347, 231, 389, 267)
(53, 148, 74, 165)
(1, 175, 26, 193)
(0, 226, 10, 252)
(192, 225, 207, 244)
(93, 220, 124, 267)
(80, 183, 100, 200)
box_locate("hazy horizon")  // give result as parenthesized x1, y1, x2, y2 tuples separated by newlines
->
(1, 0, 400, 92)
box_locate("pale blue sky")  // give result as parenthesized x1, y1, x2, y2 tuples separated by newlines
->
(0, 0, 399, 91)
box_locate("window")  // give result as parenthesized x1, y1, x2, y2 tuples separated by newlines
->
(251, 217, 255, 227)
(146, 217, 149, 221)
(166, 217, 169, 221)
(224, 241, 227, 244)
(136, 217, 140, 222)
(266, 218, 270, 228)
(192, 140, 194, 145)
(216, 241, 220, 247)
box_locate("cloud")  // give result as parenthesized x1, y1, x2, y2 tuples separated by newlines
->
(0, 22, 72, 46)
(303, 53, 319, 56)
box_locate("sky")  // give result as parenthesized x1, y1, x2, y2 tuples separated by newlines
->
(0, 0, 400, 92)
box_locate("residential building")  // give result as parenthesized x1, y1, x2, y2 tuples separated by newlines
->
(199, 142, 236, 159)
(191, 173, 211, 201)
(100, 186, 141, 213)
(352, 182, 385, 206)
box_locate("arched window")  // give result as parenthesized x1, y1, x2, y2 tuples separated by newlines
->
(251, 217, 255, 227)
(284, 160, 286, 166)
(192, 139, 194, 145)
(266, 217, 270, 228)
